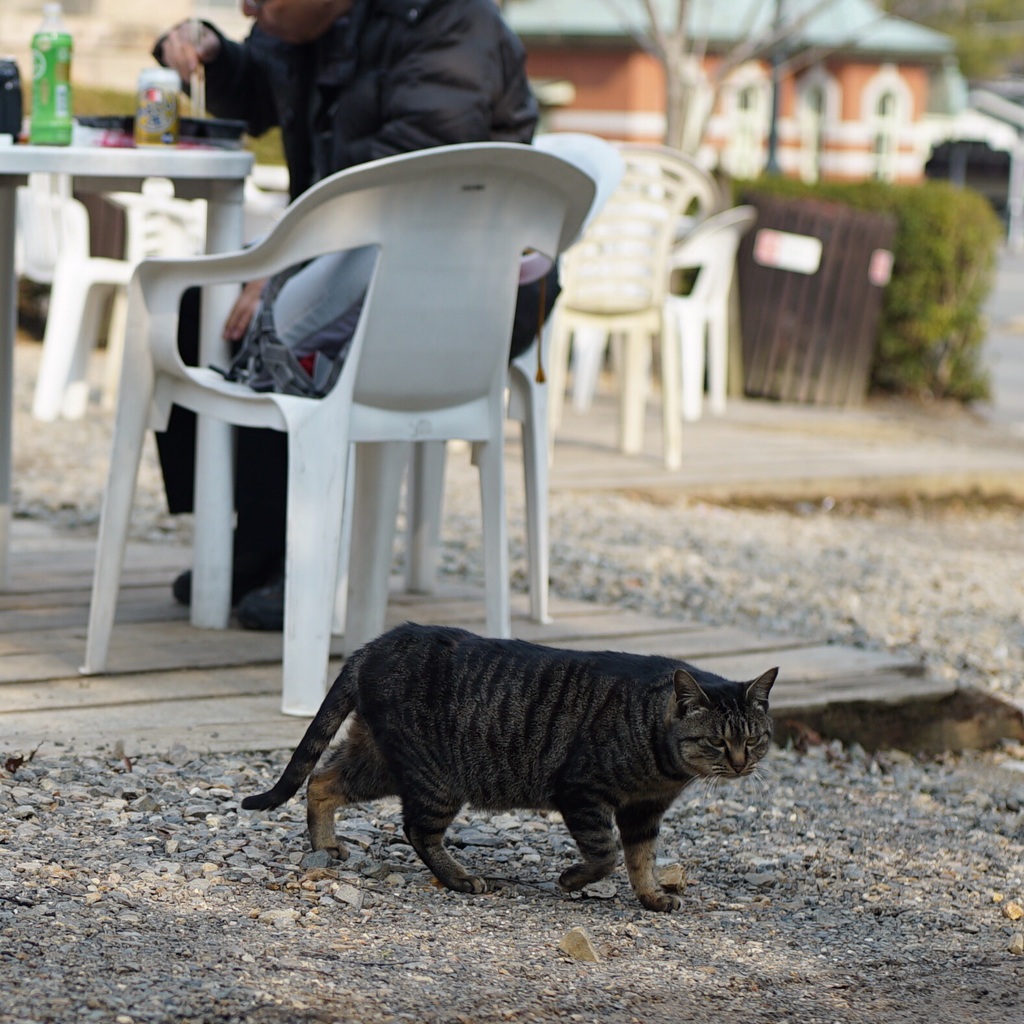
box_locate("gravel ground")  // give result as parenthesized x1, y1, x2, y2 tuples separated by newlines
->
(3, 741, 1023, 1024)
(6, 337, 1024, 1021)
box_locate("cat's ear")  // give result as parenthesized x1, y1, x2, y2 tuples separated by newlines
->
(673, 670, 711, 715)
(745, 668, 778, 708)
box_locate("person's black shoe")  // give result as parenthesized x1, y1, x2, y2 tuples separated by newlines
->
(172, 559, 281, 608)
(235, 575, 285, 631)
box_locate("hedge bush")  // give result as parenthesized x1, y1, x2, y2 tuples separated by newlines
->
(737, 175, 1003, 402)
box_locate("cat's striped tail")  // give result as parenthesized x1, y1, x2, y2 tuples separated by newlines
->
(240, 658, 359, 811)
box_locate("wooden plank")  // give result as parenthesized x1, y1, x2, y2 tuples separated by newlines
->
(0, 518, 964, 755)
(0, 663, 299, 714)
(0, 693, 311, 756)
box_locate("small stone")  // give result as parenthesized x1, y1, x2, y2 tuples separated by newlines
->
(1002, 901, 1023, 922)
(300, 850, 333, 871)
(559, 926, 600, 963)
(258, 908, 301, 928)
(451, 828, 504, 848)
(330, 883, 363, 910)
(1009, 932, 1024, 956)
(658, 864, 687, 892)
(581, 878, 617, 899)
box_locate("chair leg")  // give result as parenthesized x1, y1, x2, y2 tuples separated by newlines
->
(405, 440, 447, 594)
(280, 426, 352, 716)
(81, 342, 154, 675)
(707, 301, 729, 416)
(472, 428, 511, 639)
(660, 307, 683, 472)
(32, 271, 111, 422)
(514, 372, 551, 624)
(190, 415, 235, 630)
(618, 327, 651, 455)
(343, 441, 409, 657)
(545, 312, 574, 436)
(332, 454, 356, 635)
(680, 312, 706, 424)
(101, 287, 129, 413)
(570, 325, 607, 413)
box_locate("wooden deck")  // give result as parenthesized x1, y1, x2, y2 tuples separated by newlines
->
(8, 330, 1024, 757)
(0, 516, 949, 757)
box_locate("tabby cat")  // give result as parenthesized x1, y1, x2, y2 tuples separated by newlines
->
(242, 622, 777, 912)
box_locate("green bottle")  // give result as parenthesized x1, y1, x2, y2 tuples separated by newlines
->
(29, 2, 73, 146)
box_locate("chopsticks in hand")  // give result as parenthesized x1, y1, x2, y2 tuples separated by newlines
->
(190, 19, 206, 119)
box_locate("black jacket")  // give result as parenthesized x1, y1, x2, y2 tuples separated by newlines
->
(192, 0, 538, 200)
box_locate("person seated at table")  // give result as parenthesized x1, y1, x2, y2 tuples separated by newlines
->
(153, 0, 549, 630)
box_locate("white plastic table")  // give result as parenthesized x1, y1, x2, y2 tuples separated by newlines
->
(0, 143, 254, 585)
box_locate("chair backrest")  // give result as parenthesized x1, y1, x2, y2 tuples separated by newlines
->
(534, 133, 625, 239)
(14, 172, 91, 283)
(110, 179, 207, 263)
(345, 145, 594, 424)
(146, 143, 595, 424)
(556, 144, 721, 317)
(617, 143, 725, 222)
(671, 205, 758, 303)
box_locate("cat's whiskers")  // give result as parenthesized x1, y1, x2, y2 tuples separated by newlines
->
(745, 762, 775, 806)
(694, 773, 722, 805)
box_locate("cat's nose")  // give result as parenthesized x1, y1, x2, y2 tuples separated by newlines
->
(726, 744, 747, 773)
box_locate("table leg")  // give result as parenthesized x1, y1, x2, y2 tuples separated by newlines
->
(190, 179, 245, 628)
(0, 184, 17, 589)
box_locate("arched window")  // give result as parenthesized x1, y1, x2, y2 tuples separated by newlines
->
(799, 85, 826, 183)
(872, 91, 900, 182)
(727, 84, 767, 180)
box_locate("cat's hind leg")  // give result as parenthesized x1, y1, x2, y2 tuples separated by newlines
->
(556, 801, 619, 892)
(616, 799, 680, 912)
(401, 796, 486, 894)
(305, 716, 397, 858)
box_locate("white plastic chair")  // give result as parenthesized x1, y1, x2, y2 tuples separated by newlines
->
(14, 173, 79, 286)
(664, 205, 758, 444)
(81, 143, 594, 716)
(28, 178, 206, 421)
(546, 145, 725, 459)
(402, 133, 625, 626)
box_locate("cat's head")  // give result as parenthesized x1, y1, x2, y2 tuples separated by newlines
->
(668, 667, 777, 780)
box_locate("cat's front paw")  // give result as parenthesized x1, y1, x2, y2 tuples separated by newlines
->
(444, 874, 488, 895)
(637, 890, 682, 913)
(558, 860, 615, 892)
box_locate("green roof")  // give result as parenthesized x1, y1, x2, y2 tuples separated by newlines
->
(505, 0, 954, 58)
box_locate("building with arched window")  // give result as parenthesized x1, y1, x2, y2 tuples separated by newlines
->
(505, 0, 961, 184)
(0, 0, 970, 188)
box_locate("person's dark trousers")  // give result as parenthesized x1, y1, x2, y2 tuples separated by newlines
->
(155, 286, 288, 581)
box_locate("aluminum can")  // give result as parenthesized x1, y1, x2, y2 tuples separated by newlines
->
(134, 67, 180, 146)
(0, 58, 22, 139)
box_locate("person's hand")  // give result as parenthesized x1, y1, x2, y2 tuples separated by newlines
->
(157, 21, 221, 82)
(223, 279, 267, 342)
